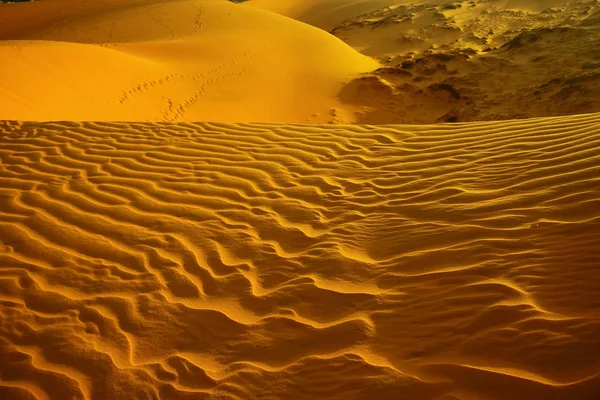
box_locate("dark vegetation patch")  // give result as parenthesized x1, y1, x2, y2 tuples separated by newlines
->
(429, 83, 461, 100)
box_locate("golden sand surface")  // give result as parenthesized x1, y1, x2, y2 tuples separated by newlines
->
(0, 0, 377, 123)
(1, 0, 600, 399)
(1, 116, 599, 399)
(2, 0, 600, 123)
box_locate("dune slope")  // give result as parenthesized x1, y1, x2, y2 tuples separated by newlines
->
(4, 0, 600, 125)
(1, 114, 600, 399)
(246, 0, 398, 31)
(0, 0, 377, 123)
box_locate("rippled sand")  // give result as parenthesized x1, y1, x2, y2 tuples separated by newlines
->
(1, 115, 599, 399)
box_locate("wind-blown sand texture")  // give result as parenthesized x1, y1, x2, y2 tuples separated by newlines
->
(2, 0, 600, 399)
(1, 115, 600, 399)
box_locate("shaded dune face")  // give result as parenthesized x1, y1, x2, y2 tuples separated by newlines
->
(327, 0, 600, 123)
(1, 115, 600, 399)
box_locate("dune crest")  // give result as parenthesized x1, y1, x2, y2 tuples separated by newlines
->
(1, 114, 600, 399)
(0, 0, 377, 123)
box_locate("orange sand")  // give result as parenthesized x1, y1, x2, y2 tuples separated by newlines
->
(1, 116, 600, 399)
(0, 0, 377, 123)
(1, 1, 600, 399)
(3, 0, 600, 123)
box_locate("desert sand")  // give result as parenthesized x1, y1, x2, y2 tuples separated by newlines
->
(0, 0, 378, 123)
(2, 0, 600, 123)
(1, 1, 600, 400)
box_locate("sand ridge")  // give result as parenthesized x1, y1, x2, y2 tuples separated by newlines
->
(1, 1, 600, 399)
(0, 0, 378, 123)
(1, 115, 600, 399)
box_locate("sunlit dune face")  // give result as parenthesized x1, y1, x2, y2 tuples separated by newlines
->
(2, 0, 600, 123)
(1, 1, 600, 400)
(0, 0, 377, 123)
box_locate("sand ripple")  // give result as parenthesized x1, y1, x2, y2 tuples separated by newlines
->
(1, 115, 600, 399)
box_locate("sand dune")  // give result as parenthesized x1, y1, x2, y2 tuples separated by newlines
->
(1, 1, 600, 399)
(0, 0, 377, 123)
(1, 114, 600, 399)
(3, 0, 600, 124)
(246, 0, 398, 31)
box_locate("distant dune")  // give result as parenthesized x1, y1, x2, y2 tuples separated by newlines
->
(2, 0, 600, 123)
(0, 0, 377, 122)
